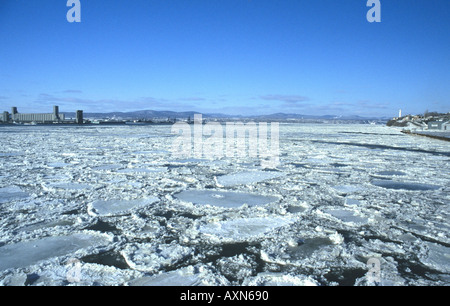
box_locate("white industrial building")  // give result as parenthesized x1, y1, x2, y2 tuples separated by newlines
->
(428, 121, 450, 131)
(8, 106, 65, 123)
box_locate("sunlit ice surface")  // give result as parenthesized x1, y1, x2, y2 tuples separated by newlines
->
(0, 124, 448, 286)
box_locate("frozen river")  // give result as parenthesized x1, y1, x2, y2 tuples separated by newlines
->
(0, 123, 448, 286)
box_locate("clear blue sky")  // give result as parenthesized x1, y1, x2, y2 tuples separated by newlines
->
(0, 0, 449, 117)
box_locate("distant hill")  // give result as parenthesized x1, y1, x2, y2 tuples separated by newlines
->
(61, 110, 389, 121)
(62, 110, 202, 119)
(246, 113, 380, 120)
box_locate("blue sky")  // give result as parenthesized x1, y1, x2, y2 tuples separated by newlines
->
(0, 0, 449, 117)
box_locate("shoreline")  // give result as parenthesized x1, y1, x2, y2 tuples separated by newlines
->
(401, 130, 450, 142)
(0, 121, 175, 127)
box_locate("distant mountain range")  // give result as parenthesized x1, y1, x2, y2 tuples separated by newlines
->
(62, 110, 390, 121)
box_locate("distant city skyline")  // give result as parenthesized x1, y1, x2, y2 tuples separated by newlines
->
(1, 0, 449, 117)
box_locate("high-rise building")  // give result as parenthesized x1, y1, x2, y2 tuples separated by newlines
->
(76, 110, 83, 124)
(2, 111, 9, 122)
(53, 106, 60, 121)
(11, 107, 18, 121)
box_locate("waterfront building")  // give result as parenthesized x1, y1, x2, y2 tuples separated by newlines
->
(76, 110, 83, 124)
(10, 106, 65, 123)
(2, 111, 9, 122)
(443, 121, 450, 131)
(428, 121, 449, 131)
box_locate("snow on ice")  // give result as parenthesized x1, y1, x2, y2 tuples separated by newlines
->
(88, 197, 159, 217)
(215, 170, 285, 187)
(0, 124, 449, 286)
(174, 190, 280, 208)
(198, 216, 295, 243)
(0, 186, 29, 204)
(0, 233, 112, 271)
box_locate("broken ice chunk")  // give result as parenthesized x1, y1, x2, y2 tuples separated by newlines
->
(199, 216, 294, 242)
(48, 183, 93, 191)
(172, 158, 208, 164)
(344, 198, 360, 206)
(129, 269, 201, 286)
(174, 190, 280, 208)
(286, 237, 334, 260)
(419, 242, 450, 273)
(376, 170, 407, 176)
(92, 164, 122, 171)
(0, 152, 24, 157)
(0, 233, 111, 272)
(323, 208, 369, 225)
(215, 170, 284, 187)
(372, 180, 440, 191)
(0, 186, 29, 204)
(88, 197, 159, 217)
(47, 162, 70, 168)
(333, 185, 361, 194)
(117, 167, 167, 174)
(128, 265, 229, 286)
(242, 272, 319, 286)
(121, 243, 193, 273)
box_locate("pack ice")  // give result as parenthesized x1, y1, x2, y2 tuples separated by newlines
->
(0, 124, 449, 286)
(121, 243, 194, 273)
(88, 197, 159, 216)
(215, 170, 284, 187)
(0, 186, 29, 204)
(199, 217, 295, 243)
(174, 190, 280, 208)
(0, 233, 112, 271)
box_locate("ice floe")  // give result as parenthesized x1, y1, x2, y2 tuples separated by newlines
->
(199, 216, 295, 243)
(174, 190, 280, 208)
(322, 208, 369, 225)
(242, 272, 319, 286)
(47, 162, 71, 168)
(88, 197, 159, 216)
(215, 170, 284, 187)
(332, 185, 362, 195)
(0, 124, 448, 286)
(419, 242, 450, 273)
(372, 180, 441, 191)
(0, 186, 29, 204)
(344, 198, 361, 206)
(0, 233, 112, 272)
(121, 243, 194, 273)
(128, 265, 229, 286)
(47, 183, 93, 191)
(91, 164, 122, 171)
(376, 170, 407, 176)
(117, 167, 168, 174)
